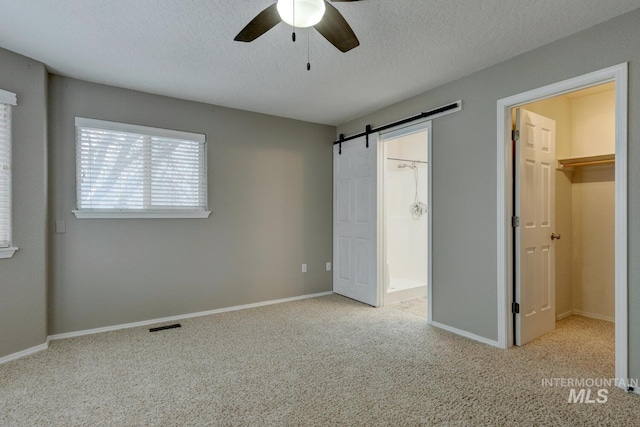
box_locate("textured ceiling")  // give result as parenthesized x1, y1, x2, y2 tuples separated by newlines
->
(0, 0, 638, 125)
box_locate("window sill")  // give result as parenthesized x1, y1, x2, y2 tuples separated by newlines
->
(72, 211, 211, 219)
(0, 247, 19, 259)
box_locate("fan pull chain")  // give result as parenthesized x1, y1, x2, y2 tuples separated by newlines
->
(307, 29, 311, 71)
(291, 0, 296, 42)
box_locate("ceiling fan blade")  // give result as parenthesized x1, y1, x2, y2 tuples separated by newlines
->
(234, 3, 281, 42)
(314, 2, 359, 52)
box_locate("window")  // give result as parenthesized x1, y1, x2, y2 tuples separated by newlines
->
(74, 117, 210, 218)
(0, 88, 17, 259)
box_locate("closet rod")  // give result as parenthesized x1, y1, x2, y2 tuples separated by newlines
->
(561, 159, 614, 167)
(387, 157, 428, 164)
(333, 101, 461, 145)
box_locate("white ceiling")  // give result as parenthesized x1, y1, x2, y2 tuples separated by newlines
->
(0, 0, 638, 126)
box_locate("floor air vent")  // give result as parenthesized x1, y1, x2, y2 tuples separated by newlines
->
(149, 323, 182, 332)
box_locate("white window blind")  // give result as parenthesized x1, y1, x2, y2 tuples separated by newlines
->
(74, 117, 210, 218)
(0, 101, 12, 247)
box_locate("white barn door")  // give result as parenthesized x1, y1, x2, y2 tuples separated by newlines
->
(333, 135, 379, 306)
(515, 108, 556, 345)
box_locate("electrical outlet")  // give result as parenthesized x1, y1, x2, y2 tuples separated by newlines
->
(302, 264, 307, 273)
(326, 262, 331, 271)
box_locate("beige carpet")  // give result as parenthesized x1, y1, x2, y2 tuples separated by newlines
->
(388, 296, 428, 319)
(0, 294, 636, 426)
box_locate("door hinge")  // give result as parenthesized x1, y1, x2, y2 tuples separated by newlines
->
(512, 130, 520, 141)
(512, 216, 520, 227)
(512, 302, 520, 314)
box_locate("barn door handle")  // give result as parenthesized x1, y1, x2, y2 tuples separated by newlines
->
(551, 233, 561, 241)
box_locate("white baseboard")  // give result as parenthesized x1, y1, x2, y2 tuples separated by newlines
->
(431, 321, 501, 348)
(0, 340, 49, 365)
(572, 310, 615, 323)
(556, 310, 574, 321)
(49, 291, 334, 341)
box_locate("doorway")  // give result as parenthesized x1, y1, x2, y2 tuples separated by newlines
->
(513, 82, 616, 349)
(496, 63, 628, 386)
(332, 119, 434, 318)
(380, 123, 430, 306)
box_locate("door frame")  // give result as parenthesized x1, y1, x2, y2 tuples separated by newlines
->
(377, 119, 433, 323)
(496, 63, 628, 384)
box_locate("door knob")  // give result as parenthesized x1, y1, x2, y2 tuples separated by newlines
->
(551, 233, 561, 241)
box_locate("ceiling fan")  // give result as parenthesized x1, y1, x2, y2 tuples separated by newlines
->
(234, 0, 361, 53)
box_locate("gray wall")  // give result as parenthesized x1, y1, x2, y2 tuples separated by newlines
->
(0, 48, 48, 357)
(337, 9, 640, 379)
(49, 76, 335, 334)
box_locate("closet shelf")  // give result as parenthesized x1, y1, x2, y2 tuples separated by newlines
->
(557, 154, 615, 169)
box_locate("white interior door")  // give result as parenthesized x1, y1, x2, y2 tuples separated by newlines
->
(333, 135, 379, 306)
(515, 108, 556, 345)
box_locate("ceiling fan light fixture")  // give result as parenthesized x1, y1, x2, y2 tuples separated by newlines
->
(277, 0, 326, 28)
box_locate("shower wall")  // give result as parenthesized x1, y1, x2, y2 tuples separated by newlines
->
(386, 132, 428, 292)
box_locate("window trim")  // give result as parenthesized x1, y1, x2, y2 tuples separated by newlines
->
(0, 88, 17, 259)
(75, 117, 206, 144)
(0, 247, 18, 259)
(0, 88, 17, 105)
(72, 210, 211, 219)
(73, 117, 211, 219)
